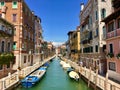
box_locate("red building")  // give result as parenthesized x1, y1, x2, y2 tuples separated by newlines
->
(102, 0, 120, 81)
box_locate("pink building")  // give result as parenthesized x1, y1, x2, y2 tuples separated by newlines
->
(102, 0, 120, 81)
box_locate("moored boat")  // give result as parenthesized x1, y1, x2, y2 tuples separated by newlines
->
(67, 67, 74, 73)
(69, 71, 79, 81)
(21, 67, 46, 88)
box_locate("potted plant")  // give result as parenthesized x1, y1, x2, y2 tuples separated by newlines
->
(107, 53, 114, 58)
(116, 53, 120, 59)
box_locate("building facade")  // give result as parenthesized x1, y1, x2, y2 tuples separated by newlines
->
(0, 0, 35, 69)
(102, 0, 120, 81)
(34, 15, 43, 63)
(0, 17, 15, 78)
(68, 27, 80, 62)
(80, 0, 112, 74)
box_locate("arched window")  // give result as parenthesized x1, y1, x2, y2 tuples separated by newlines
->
(101, 8, 106, 19)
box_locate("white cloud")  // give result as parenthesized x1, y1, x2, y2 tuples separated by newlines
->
(52, 42, 64, 46)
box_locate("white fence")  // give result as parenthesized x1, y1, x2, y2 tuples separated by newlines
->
(62, 57, 120, 90)
(0, 72, 19, 90)
(0, 55, 55, 90)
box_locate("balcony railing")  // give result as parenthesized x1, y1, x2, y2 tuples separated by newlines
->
(106, 28, 120, 39)
(80, 53, 106, 59)
(82, 25, 90, 33)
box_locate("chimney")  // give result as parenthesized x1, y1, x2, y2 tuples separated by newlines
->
(80, 3, 84, 11)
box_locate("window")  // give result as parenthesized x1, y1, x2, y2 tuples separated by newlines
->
(109, 44, 113, 53)
(108, 22, 114, 32)
(13, 42, 16, 50)
(101, 8, 106, 19)
(0, 2, 5, 8)
(95, 11, 98, 20)
(109, 62, 116, 71)
(1, 41, 4, 52)
(90, 46, 93, 52)
(14, 28, 16, 35)
(24, 56, 26, 63)
(101, 0, 105, 2)
(89, 16, 92, 25)
(12, 14, 17, 22)
(12, 1, 17, 9)
(0, 65, 3, 70)
(8, 42, 10, 52)
(103, 26, 106, 38)
(28, 55, 30, 62)
(96, 28, 99, 36)
(95, 45, 98, 52)
(118, 18, 120, 28)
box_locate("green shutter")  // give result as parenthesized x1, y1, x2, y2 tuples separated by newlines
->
(1, 2, 4, 6)
(12, 1, 17, 8)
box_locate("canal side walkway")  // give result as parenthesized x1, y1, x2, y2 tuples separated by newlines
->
(61, 57, 120, 90)
(0, 55, 56, 90)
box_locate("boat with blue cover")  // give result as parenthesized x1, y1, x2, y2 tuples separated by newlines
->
(67, 67, 74, 73)
(21, 67, 46, 88)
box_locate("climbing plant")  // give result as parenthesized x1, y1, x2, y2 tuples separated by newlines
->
(0, 52, 14, 65)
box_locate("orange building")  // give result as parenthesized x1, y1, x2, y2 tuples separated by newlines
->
(102, 0, 120, 81)
(0, 0, 35, 69)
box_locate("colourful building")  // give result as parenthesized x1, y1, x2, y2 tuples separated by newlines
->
(0, 0, 35, 69)
(102, 0, 120, 81)
(34, 15, 43, 63)
(79, 0, 112, 74)
(67, 27, 80, 62)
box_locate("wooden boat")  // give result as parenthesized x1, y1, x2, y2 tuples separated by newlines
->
(69, 71, 79, 81)
(21, 67, 46, 88)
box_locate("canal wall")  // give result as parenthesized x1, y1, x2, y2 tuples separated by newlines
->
(0, 55, 56, 90)
(61, 57, 120, 90)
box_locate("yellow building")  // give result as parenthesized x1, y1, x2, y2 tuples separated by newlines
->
(67, 27, 80, 62)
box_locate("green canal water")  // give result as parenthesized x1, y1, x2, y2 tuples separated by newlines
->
(14, 57, 92, 90)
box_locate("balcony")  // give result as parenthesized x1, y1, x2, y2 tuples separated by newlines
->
(106, 28, 120, 39)
(80, 53, 106, 59)
(82, 25, 90, 33)
(0, 29, 13, 37)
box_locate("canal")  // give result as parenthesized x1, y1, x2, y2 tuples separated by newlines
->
(14, 57, 92, 90)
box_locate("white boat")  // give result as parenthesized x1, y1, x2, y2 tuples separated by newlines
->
(69, 71, 79, 81)
(60, 61, 66, 66)
(62, 63, 71, 69)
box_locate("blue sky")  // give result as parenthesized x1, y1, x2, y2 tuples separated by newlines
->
(25, 0, 87, 45)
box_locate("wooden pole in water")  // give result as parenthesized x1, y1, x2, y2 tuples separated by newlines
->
(104, 72, 108, 90)
(94, 69, 98, 90)
(88, 67, 91, 87)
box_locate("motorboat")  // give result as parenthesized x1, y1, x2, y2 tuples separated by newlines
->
(69, 71, 79, 81)
(21, 67, 46, 88)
